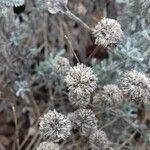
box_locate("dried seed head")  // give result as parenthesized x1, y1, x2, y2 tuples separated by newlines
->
(92, 18, 123, 47)
(92, 85, 123, 111)
(68, 90, 91, 108)
(52, 56, 70, 76)
(119, 70, 150, 104)
(39, 110, 72, 142)
(46, 0, 68, 14)
(37, 141, 60, 150)
(89, 130, 109, 150)
(65, 63, 97, 98)
(70, 109, 98, 136)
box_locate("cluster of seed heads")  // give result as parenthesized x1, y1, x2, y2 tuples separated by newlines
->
(37, 1, 150, 149)
(38, 58, 150, 149)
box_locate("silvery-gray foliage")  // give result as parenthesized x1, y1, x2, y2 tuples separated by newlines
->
(36, 49, 69, 92)
(36, 49, 66, 80)
(14, 80, 30, 98)
(117, 0, 149, 33)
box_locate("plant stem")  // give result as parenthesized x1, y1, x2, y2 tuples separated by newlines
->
(65, 35, 80, 63)
(117, 131, 137, 150)
(12, 106, 20, 150)
(64, 9, 91, 32)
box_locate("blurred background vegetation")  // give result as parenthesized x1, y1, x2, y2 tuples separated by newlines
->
(0, 0, 149, 149)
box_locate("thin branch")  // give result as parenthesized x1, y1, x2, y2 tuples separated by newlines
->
(65, 35, 80, 63)
(25, 131, 40, 150)
(28, 92, 40, 118)
(85, 45, 100, 63)
(100, 117, 120, 130)
(12, 106, 20, 150)
(117, 131, 137, 150)
(64, 9, 91, 32)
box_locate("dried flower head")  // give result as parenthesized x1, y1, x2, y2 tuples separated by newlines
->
(52, 56, 70, 76)
(68, 91, 91, 108)
(65, 63, 97, 98)
(39, 110, 72, 142)
(46, 0, 68, 14)
(70, 109, 98, 136)
(37, 141, 60, 150)
(92, 85, 123, 111)
(92, 17, 123, 47)
(89, 130, 109, 150)
(119, 70, 150, 104)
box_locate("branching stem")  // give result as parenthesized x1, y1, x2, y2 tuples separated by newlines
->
(64, 9, 91, 32)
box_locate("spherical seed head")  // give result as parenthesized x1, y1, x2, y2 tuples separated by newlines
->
(39, 110, 72, 142)
(92, 85, 123, 111)
(65, 63, 97, 98)
(46, 0, 68, 14)
(89, 130, 109, 150)
(92, 17, 123, 47)
(52, 56, 70, 76)
(72, 109, 98, 136)
(119, 70, 150, 104)
(37, 141, 60, 150)
(68, 90, 91, 108)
